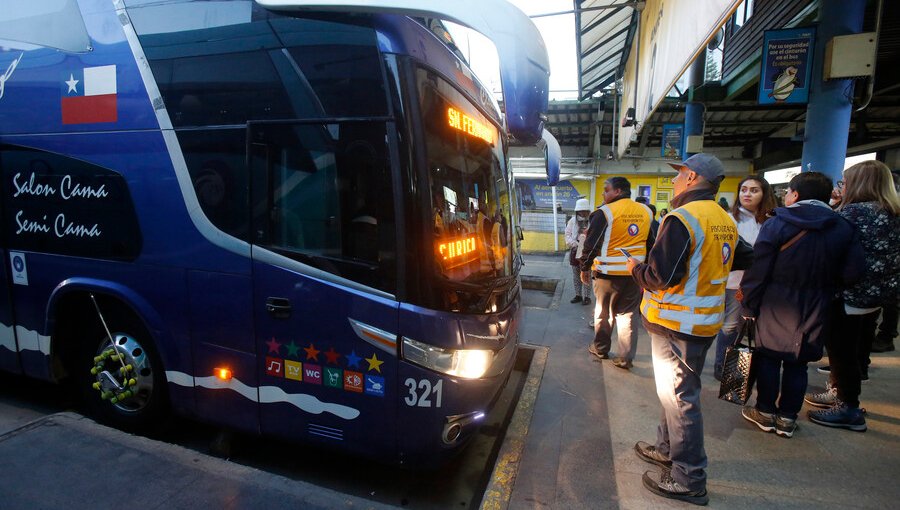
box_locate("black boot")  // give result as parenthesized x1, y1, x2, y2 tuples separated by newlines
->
(570, 295, 583, 304)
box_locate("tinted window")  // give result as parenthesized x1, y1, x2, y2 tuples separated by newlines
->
(129, 1, 388, 126)
(250, 121, 396, 293)
(176, 129, 249, 240)
(0, 144, 142, 260)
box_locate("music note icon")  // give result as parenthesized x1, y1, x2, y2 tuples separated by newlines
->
(265, 357, 283, 376)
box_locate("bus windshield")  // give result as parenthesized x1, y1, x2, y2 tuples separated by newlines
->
(417, 68, 516, 311)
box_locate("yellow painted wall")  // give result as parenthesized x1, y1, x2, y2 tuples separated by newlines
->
(520, 173, 750, 253)
(520, 231, 566, 253)
(594, 173, 744, 212)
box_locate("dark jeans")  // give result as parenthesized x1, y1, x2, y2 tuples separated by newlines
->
(649, 329, 712, 492)
(875, 304, 898, 344)
(826, 303, 879, 408)
(592, 275, 641, 360)
(753, 351, 808, 420)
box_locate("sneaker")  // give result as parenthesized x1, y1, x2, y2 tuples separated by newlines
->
(804, 385, 836, 409)
(588, 345, 609, 360)
(808, 401, 867, 432)
(871, 341, 895, 353)
(582, 296, 591, 305)
(612, 358, 633, 370)
(642, 469, 709, 506)
(816, 365, 831, 374)
(570, 295, 583, 304)
(633, 441, 671, 468)
(775, 416, 797, 438)
(741, 406, 775, 433)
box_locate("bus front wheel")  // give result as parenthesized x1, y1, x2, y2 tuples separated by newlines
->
(78, 317, 167, 431)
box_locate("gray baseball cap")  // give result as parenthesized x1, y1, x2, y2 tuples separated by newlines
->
(668, 153, 725, 184)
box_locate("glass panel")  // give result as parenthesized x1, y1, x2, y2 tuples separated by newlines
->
(250, 121, 395, 293)
(176, 129, 249, 240)
(0, 0, 90, 52)
(130, 1, 387, 126)
(417, 68, 514, 312)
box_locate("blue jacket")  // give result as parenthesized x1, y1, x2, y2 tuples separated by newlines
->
(740, 201, 865, 362)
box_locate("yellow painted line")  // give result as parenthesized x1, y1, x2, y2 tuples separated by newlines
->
(480, 344, 549, 510)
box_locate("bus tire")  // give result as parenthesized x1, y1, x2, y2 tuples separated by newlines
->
(77, 314, 168, 432)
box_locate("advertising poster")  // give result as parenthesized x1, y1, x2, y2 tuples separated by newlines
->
(515, 179, 580, 210)
(758, 27, 815, 105)
(661, 124, 683, 158)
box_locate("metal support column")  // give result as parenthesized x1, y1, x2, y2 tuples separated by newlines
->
(800, 0, 867, 183)
(683, 102, 705, 159)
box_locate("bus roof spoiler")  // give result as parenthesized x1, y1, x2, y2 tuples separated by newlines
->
(255, 0, 561, 185)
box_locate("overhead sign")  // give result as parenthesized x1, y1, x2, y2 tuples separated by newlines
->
(618, 0, 742, 156)
(758, 27, 816, 105)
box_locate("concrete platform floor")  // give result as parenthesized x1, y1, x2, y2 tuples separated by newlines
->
(510, 253, 900, 509)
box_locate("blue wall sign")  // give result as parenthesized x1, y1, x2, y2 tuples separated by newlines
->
(661, 124, 683, 158)
(758, 27, 816, 105)
(515, 179, 581, 210)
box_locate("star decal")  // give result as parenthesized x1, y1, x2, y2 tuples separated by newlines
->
(304, 343, 320, 361)
(65, 74, 79, 94)
(345, 350, 362, 369)
(285, 341, 300, 358)
(265, 337, 281, 354)
(365, 353, 384, 373)
(324, 347, 341, 365)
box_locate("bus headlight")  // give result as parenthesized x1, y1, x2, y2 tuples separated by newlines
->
(402, 337, 494, 379)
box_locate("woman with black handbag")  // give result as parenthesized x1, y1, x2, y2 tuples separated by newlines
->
(738, 172, 865, 438)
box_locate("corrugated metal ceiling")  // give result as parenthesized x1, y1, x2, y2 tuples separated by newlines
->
(577, 0, 637, 99)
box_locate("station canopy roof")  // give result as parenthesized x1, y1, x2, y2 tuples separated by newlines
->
(576, 0, 637, 100)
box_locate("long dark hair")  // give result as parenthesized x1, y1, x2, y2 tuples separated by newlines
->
(731, 175, 776, 224)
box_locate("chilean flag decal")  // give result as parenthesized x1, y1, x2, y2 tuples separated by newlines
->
(61, 65, 117, 124)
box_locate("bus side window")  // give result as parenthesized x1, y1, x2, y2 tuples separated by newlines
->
(250, 122, 396, 294)
(177, 129, 250, 241)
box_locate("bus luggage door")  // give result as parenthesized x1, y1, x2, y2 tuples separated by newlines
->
(249, 120, 401, 459)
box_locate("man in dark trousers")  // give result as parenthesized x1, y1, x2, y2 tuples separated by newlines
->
(625, 154, 752, 505)
(579, 177, 654, 369)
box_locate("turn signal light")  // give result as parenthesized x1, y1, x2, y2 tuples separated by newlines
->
(215, 367, 232, 381)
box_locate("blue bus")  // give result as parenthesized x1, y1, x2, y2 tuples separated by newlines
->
(0, 0, 559, 465)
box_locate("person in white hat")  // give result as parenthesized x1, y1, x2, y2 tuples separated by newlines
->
(565, 198, 592, 305)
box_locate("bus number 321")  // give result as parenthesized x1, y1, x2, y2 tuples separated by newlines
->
(404, 378, 443, 408)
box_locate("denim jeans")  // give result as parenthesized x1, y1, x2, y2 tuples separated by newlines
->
(592, 276, 641, 361)
(649, 329, 713, 492)
(753, 351, 808, 420)
(713, 289, 744, 379)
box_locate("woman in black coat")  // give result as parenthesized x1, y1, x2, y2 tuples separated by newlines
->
(738, 172, 865, 438)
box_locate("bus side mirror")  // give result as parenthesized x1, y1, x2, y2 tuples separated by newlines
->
(542, 128, 560, 186)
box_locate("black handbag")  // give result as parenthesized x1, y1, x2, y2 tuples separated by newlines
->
(718, 319, 757, 405)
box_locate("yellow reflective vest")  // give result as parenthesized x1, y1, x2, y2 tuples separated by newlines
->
(591, 199, 653, 276)
(640, 200, 739, 337)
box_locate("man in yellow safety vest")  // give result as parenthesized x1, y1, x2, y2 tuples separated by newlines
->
(579, 177, 655, 369)
(625, 153, 752, 506)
